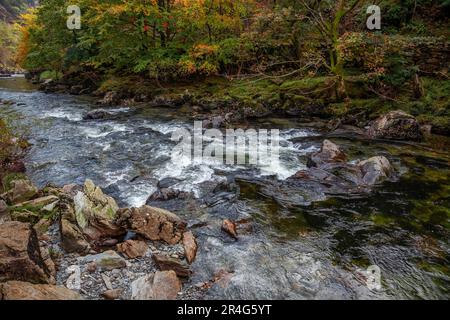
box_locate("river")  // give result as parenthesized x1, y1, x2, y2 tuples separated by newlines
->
(1, 76, 449, 299)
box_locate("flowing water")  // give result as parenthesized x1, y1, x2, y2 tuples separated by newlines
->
(1, 76, 449, 299)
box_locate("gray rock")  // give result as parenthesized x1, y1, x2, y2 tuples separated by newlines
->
(152, 254, 191, 277)
(83, 109, 111, 120)
(368, 110, 422, 140)
(80, 250, 126, 271)
(73, 179, 124, 240)
(358, 156, 394, 185)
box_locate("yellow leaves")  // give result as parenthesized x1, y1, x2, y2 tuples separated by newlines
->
(107, 4, 128, 16)
(178, 59, 197, 76)
(15, 9, 38, 67)
(190, 44, 219, 59)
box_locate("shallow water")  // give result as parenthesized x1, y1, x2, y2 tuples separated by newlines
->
(1, 77, 449, 299)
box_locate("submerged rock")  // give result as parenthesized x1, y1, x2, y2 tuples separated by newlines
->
(283, 141, 397, 206)
(147, 188, 192, 202)
(0, 281, 82, 300)
(0, 221, 53, 284)
(131, 271, 181, 300)
(83, 109, 111, 120)
(222, 219, 238, 239)
(368, 110, 422, 141)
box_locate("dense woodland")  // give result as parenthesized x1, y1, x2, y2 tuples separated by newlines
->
(2, 0, 450, 132)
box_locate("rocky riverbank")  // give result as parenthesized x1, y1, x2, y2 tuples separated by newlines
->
(0, 176, 202, 300)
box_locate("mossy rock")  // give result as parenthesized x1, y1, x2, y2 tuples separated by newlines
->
(2, 173, 27, 191)
(10, 209, 41, 224)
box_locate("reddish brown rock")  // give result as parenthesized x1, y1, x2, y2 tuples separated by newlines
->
(131, 271, 181, 300)
(0, 221, 53, 284)
(307, 140, 347, 168)
(222, 219, 238, 239)
(152, 254, 191, 278)
(122, 205, 186, 245)
(5, 160, 26, 173)
(86, 262, 97, 273)
(102, 288, 123, 300)
(0, 281, 82, 300)
(116, 240, 148, 259)
(6, 179, 38, 204)
(182, 231, 197, 264)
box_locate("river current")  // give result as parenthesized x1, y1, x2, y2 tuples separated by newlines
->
(1, 76, 449, 299)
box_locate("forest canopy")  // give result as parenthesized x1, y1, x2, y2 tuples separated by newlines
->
(14, 0, 449, 81)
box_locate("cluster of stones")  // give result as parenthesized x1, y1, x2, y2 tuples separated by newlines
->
(0, 178, 198, 300)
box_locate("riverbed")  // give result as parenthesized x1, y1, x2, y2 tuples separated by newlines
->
(1, 76, 449, 299)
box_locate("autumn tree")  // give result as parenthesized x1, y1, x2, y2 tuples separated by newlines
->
(300, 0, 366, 97)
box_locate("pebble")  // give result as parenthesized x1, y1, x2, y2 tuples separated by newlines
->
(101, 274, 113, 290)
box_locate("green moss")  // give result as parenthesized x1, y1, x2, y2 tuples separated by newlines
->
(39, 70, 62, 81)
(10, 209, 40, 224)
(279, 77, 330, 91)
(370, 213, 397, 226)
(2, 173, 27, 191)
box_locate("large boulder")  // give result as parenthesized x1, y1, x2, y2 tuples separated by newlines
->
(0, 221, 53, 284)
(73, 179, 124, 241)
(131, 271, 181, 300)
(368, 111, 423, 140)
(307, 140, 347, 168)
(119, 205, 186, 245)
(0, 281, 82, 300)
